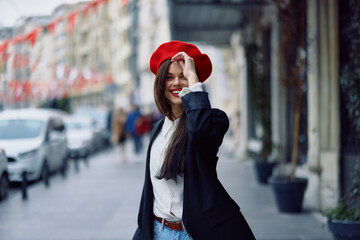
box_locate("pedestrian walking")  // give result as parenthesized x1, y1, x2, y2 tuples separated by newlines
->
(125, 104, 143, 155)
(112, 108, 127, 163)
(106, 103, 114, 148)
(133, 41, 255, 240)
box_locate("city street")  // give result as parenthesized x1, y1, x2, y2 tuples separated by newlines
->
(0, 137, 334, 240)
(0, 1, 358, 239)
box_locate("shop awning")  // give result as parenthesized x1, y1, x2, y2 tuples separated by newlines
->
(168, 0, 269, 46)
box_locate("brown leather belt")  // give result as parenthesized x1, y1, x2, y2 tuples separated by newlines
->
(155, 217, 184, 231)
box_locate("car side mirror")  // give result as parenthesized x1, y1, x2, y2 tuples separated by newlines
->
(49, 131, 62, 143)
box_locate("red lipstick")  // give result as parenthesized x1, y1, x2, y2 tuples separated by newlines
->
(169, 88, 183, 97)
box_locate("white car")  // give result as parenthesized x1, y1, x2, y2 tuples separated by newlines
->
(0, 108, 68, 182)
(64, 115, 95, 159)
(0, 147, 9, 200)
(74, 107, 111, 150)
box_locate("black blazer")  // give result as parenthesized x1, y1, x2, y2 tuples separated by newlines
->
(133, 92, 255, 240)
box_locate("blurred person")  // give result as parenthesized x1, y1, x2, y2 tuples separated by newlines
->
(133, 41, 255, 240)
(112, 108, 127, 163)
(135, 115, 152, 136)
(125, 104, 143, 155)
(106, 104, 114, 148)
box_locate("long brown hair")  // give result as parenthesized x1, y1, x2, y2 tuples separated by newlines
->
(154, 59, 188, 182)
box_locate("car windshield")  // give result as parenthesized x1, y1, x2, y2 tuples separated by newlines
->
(0, 119, 43, 139)
(75, 109, 107, 128)
(65, 121, 92, 130)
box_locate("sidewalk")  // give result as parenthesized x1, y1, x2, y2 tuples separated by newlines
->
(217, 149, 333, 240)
(0, 137, 334, 240)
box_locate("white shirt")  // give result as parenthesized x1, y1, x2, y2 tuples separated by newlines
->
(150, 82, 203, 220)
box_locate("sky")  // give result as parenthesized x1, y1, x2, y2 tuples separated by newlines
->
(0, 0, 81, 27)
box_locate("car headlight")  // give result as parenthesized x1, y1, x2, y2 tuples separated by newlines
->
(68, 139, 90, 148)
(19, 149, 38, 159)
(77, 139, 91, 148)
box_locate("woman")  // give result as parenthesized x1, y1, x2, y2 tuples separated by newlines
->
(133, 41, 255, 240)
(111, 108, 127, 163)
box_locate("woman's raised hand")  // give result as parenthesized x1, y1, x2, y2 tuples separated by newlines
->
(171, 52, 199, 86)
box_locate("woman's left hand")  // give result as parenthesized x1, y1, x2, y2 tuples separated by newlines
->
(171, 52, 199, 87)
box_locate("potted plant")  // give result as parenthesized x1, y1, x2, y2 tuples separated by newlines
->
(246, 41, 276, 184)
(267, 0, 308, 213)
(252, 153, 277, 185)
(325, 2, 360, 237)
(324, 162, 360, 240)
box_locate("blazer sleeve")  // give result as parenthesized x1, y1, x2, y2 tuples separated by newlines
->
(181, 91, 229, 152)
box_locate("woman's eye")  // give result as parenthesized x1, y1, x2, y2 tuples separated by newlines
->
(181, 75, 187, 79)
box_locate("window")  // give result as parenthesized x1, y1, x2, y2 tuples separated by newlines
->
(0, 120, 43, 139)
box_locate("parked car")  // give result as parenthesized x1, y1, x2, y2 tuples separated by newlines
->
(0, 108, 68, 182)
(0, 147, 9, 200)
(64, 115, 96, 159)
(73, 107, 111, 150)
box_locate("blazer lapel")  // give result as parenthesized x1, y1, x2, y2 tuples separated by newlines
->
(149, 118, 164, 147)
(144, 118, 164, 181)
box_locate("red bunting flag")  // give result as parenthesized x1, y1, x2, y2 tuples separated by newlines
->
(31, 58, 39, 72)
(23, 82, 32, 95)
(90, 0, 100, 13)
(9, 35, 24, 45)
(12, 54, 18, 69)
(104, 73, 114, 84)
(0, 40, 8, 53)
(47, 18, 62, 34)
(67, 11, 79, 34)
(18, 56, 29, 68)
(0, 40, 9, 62)
(25, 27, 42, 47)
(83, 4, 90, 18)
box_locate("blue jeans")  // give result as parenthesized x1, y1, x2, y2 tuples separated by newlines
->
(153, 219, 193, 240)
(133, 134, 143, 154)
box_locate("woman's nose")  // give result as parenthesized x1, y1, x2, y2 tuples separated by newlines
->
(173, 77, 182, 85)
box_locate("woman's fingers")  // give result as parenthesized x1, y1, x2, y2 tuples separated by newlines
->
(171, 51, 199, 85)
(178, 60, 185, 69)
(171, 52, 193, 62)
(172, 52, 194, 70)
(171, 52, 185, 62)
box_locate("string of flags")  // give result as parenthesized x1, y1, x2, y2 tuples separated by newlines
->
(0, 0, 126, 49)
(4, 68, 114, 103)
(0, 0, 128, 103)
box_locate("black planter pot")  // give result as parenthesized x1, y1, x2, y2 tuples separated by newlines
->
(254, 161, 277, 184)
(327, 219, 360, 240)
(268, 177, 308, 213)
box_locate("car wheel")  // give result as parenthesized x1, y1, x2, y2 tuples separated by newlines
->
(41, 162, 50, 187)
(0, 173, 9, 201)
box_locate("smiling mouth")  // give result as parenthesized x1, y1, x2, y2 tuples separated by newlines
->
(170, 89, 182, 97)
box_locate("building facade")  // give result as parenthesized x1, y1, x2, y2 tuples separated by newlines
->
(232, 0, 345, 211)
(135, 0, 171, 114)
(0, 0, 133, 111)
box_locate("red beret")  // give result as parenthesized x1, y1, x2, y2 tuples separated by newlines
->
(150, 40, 212, 82)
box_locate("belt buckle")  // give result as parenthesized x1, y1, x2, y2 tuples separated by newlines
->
(165, 219, 183, 230)
(155, 216, 183, 231)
